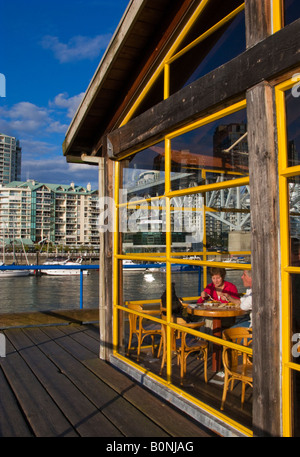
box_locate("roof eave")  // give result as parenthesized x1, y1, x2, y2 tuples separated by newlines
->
(63, 0, 145, 160)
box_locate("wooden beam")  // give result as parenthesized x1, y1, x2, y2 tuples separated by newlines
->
(246, 81, 280, 437)
(107, 17, 300, 159)
(245, 0, 271, 48)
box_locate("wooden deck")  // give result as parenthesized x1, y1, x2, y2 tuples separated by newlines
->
(0, 311, 216, 437)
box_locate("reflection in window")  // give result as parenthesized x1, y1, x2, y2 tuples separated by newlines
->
(170, 108, 248, 191)
(289, 177, 300, 240)
(120, 141, 165, 200)
(170, 193, 204, 251)
(285, 90, 300, 166)
(170, 9, 245, 94)
(284, 0, 300, 26)
(291, 273, 300, 337)
(168, 186, 251, 256)
(292, 370, 300, 436)
(120, 199, 167, 253)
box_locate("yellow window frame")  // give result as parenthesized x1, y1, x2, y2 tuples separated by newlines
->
(273, 0, 283, 32)
(275, 76, 300, 437)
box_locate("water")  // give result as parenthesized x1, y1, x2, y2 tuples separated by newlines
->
(0, 271, 100, 314)
(0, 268, 247, 314)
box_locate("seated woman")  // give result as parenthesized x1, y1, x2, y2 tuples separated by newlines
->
(197, 267, 239, 304)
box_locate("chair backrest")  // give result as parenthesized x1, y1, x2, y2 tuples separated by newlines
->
(222, 327, 252, 347)
(222, 327, 252, 372)
(127, 302, 143, 312)
(127, 302, 143, 332)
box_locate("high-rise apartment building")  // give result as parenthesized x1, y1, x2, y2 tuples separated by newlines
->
(0, 180, 99, 247)
(0, 134, 22, 184)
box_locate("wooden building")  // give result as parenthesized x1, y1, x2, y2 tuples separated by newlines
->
(63, 0, 300, 437)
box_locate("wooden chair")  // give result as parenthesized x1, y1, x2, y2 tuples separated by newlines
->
(220, 327, 253, 411)
(127, 303, 161, 361)
(159, 315, 208, 384)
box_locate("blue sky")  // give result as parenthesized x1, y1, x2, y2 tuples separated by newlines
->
(0, 0, 128, 190)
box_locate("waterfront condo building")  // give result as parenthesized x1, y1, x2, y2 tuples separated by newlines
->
(0, 134, 22, 185)
(0, 180, 99, 247)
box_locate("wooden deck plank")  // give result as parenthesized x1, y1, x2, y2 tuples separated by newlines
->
(0, 336, 78, 437)
(58, 323, 100, 354)
(39, 325, 215, 436)
(0, 367, 33, 437)
(24, 326, 169, 437)
(0, 322, 217, 437)
(84, 357, 215, 437)
(41, 325, 99, 360)
(4, 328, 122, 437)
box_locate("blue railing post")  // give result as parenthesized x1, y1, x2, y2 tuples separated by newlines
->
(80, 269, 83, 309)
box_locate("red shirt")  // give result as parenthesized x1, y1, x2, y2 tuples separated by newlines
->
(197, 280, 239, 303)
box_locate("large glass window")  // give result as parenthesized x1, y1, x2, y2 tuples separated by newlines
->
(112, 1, 253, 436)
(114, 102, 252, 436)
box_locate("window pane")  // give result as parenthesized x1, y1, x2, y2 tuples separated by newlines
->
(170, 108, 248, 191)
(170, 10, 245, 93)
(207, 185, 251, 250)
(290, 178, 300, 260)
(120, 200, 167, 254)
(291, 274, 300, 339)
(292, 370, 300, 436)
(285, 90, 300, 166)
(170, 193, 204, 251)
(284, 0, 300, 26)
(120, 142, 165, 197)
(168, 184, 251, 257)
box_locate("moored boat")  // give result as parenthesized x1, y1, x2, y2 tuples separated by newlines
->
(42, 257, 88, 276)
(0, 262, 30, 277)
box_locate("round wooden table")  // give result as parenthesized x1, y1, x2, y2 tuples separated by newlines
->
(187, 304, 247, 372)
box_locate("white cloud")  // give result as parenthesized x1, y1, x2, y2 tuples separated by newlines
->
(19, 139, 58, 156)
(0, 102, 49, 133)
(0, 94, 81, 137)
(40, 34, 111, 63)
(47, 121, 69, 134)
(50, 92, 85, 118)
(22, 157, 98, 188)
(0, 94, 97, 187)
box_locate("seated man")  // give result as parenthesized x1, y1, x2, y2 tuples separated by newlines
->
(228, 270, 252, 328)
